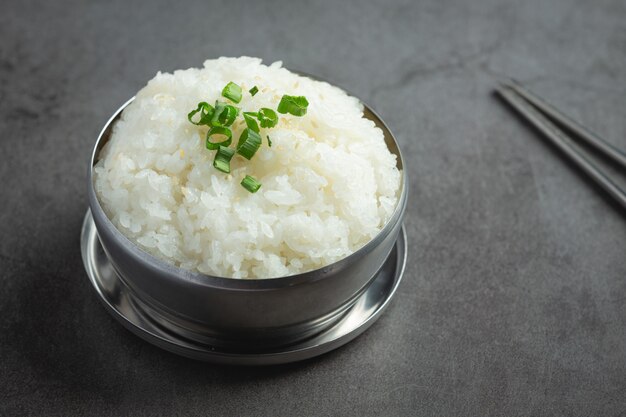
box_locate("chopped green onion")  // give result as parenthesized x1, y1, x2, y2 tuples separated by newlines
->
(277, 95, 309, 116)
(241, 175, 261, 193)
(236, 128, 262, 160)
(211, 101, 239, 127)
(243, 112, 260, 133)
(190, 88, 308, 182)
(257, 108, 278, 128)
(187, 102, 214, 125)
(205, 126, 232, 150)
(222, 82, 242, 103)
(213, 145, 235, 173)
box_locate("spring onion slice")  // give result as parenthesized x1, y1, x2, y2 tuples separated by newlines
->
(205, 126, 232, 150)
(222, 82, 242, 103)
(187, 102, 214, 125)
(249, 86, 259, 96)
(236, 128, 262, 160)
(241, 175, 261, 193)
(243, 112, 260, 133)
(277, 95, 308, 116)
(213, 145, 235, 173)
(212, 101, 239, 127)
(257, 108, 278, 128)
(267, 135, 272, 147)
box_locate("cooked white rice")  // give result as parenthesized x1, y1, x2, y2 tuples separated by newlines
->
(94, 57, 401, 278)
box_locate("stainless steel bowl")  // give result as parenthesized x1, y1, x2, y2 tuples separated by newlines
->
(88, 89, 408, 350)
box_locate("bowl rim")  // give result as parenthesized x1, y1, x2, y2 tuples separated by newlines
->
(88, 76, 408, 290)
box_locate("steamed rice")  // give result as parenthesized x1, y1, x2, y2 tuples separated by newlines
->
(94, 57, 401, 278)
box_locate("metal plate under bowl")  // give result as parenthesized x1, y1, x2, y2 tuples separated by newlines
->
(81, 210, 407, 365)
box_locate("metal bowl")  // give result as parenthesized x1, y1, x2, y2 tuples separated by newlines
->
(87, 88, 408, 350)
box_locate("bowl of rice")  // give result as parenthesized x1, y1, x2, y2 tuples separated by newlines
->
(87, 57, 407, 349)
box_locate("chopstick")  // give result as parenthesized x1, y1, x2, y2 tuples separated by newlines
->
(495, 83, 626, 210)
(504, 80, 626, 168)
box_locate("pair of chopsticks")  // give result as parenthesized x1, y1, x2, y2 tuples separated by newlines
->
(496, 81, 626, 210)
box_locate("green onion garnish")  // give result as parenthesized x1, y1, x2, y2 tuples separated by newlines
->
(222, 82, 242, 104)
(236, 128, 262, 160)
(205, 126, 232, 150)
(241, 175, 261, 193)
(213, 145, 235, 173)
(211, 101, 239, 127)
(188, 86, 308, 183)
(257, 108, 278, 128)
(187, 102, 214, 125)
(277, 95, 309, 116)
(243, 112, 260, 133)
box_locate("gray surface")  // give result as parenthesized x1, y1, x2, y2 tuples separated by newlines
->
(1, 0, 625, 415)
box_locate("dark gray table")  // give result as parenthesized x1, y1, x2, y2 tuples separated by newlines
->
(2, 0, 625, 415)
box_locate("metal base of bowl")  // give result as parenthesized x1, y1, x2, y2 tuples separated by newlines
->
(80, 210, 407, 365)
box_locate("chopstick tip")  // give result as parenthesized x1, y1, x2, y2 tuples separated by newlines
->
(494, 83, 512, 97)
(498, 78, 522, 90)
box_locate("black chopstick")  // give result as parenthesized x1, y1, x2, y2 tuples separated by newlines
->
(496, 84, 626, 210)
(503, 80, 626, 168)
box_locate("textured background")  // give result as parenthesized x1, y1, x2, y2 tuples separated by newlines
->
(1, 0, 625, 415)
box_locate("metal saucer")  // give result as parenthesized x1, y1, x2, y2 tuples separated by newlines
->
(81, 210, 407, 365)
